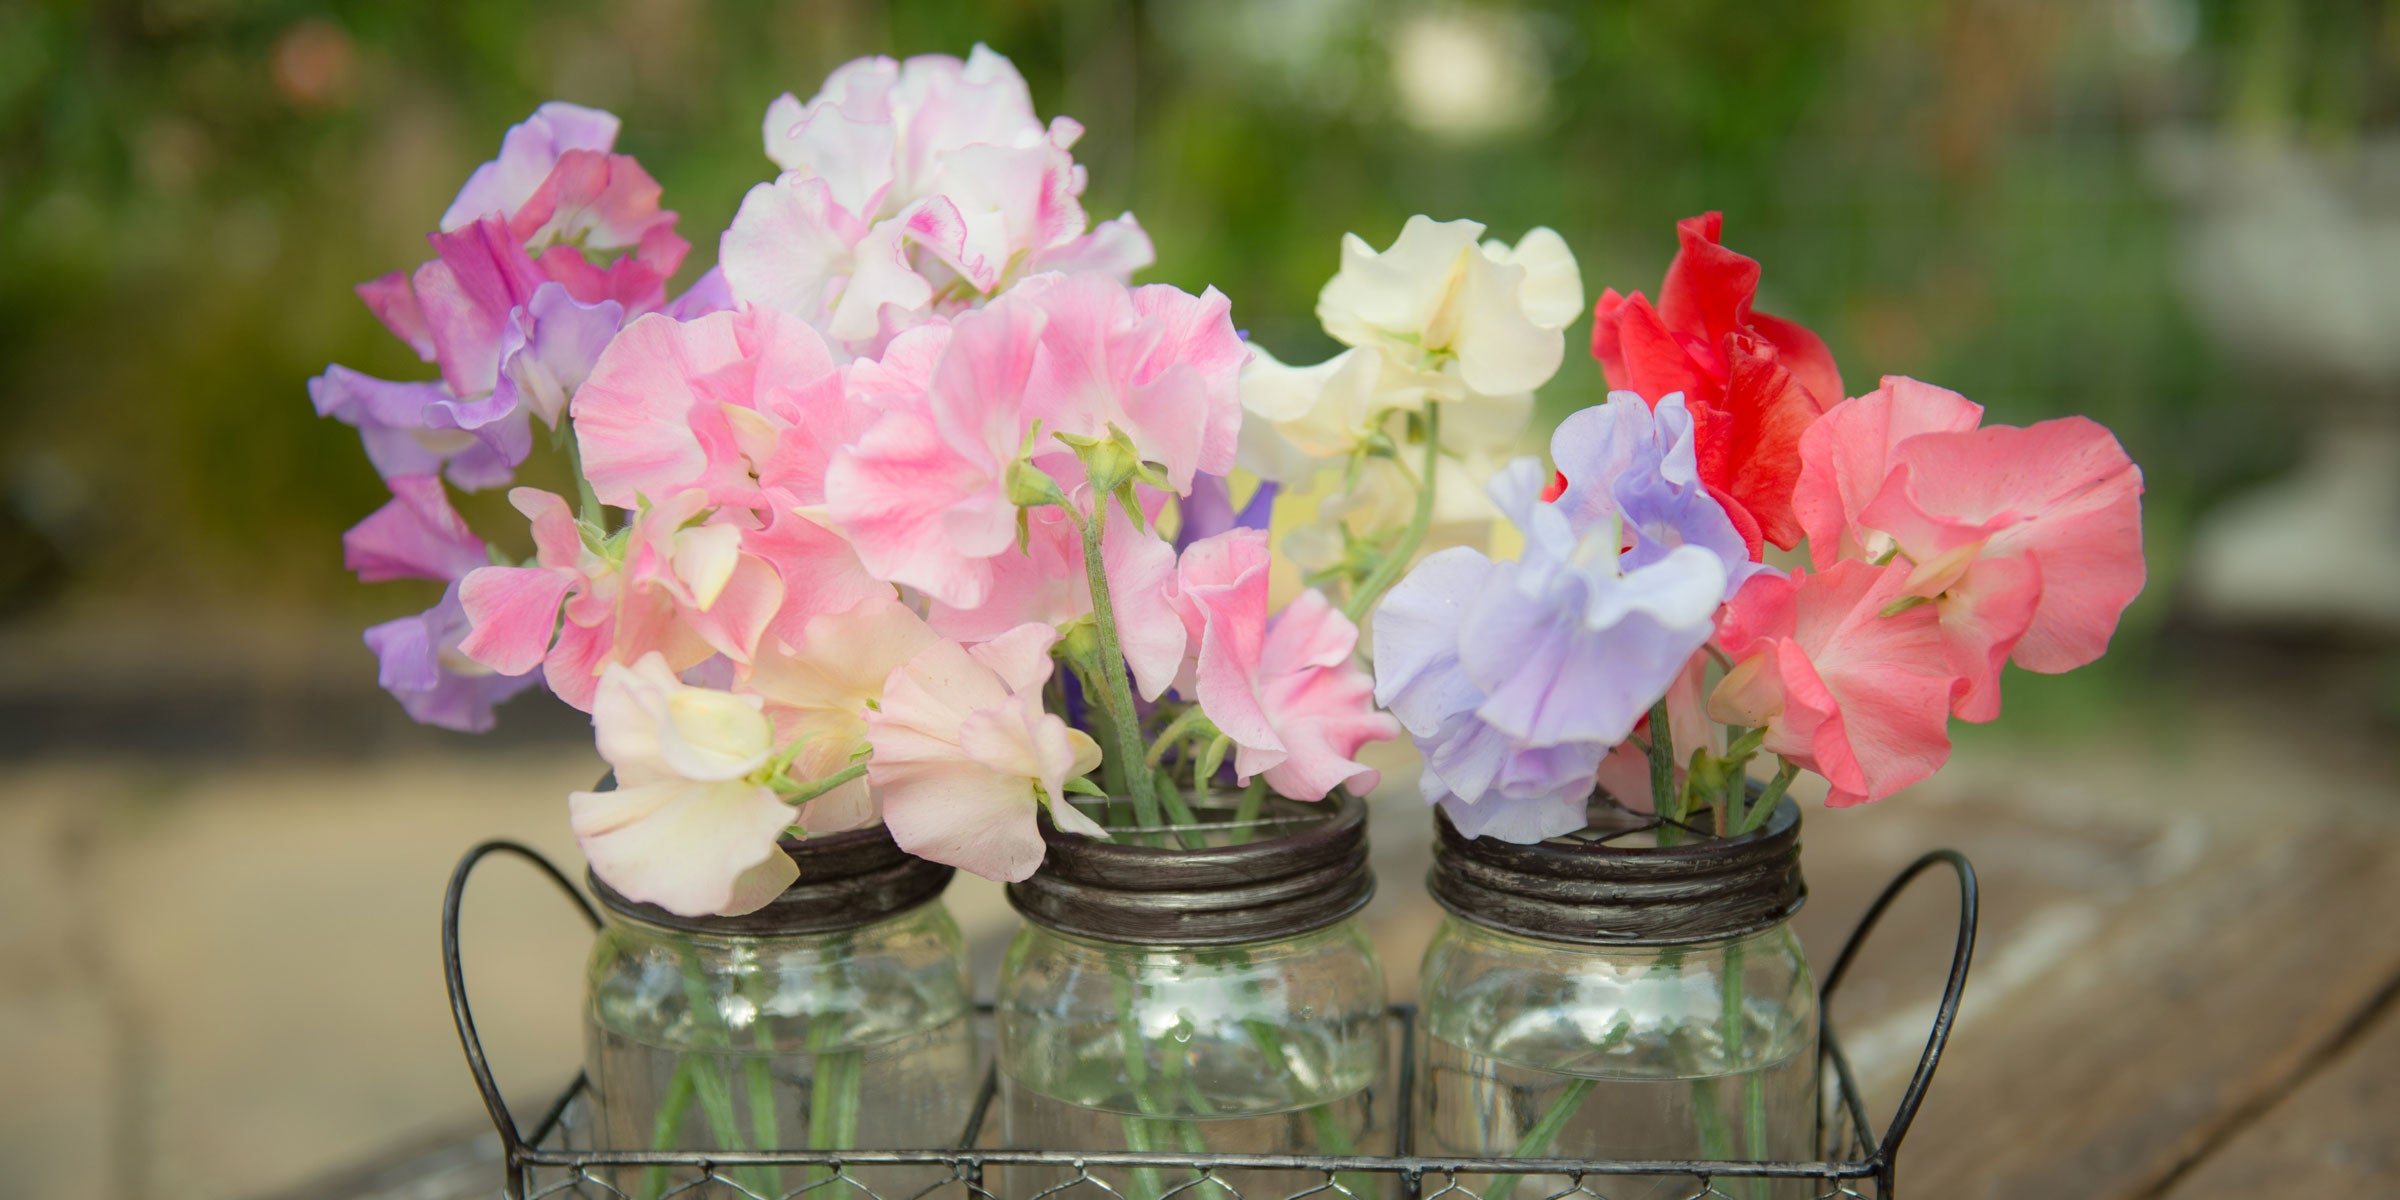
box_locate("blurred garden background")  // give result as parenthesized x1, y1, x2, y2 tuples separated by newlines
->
(3, 1, 2398, 1198)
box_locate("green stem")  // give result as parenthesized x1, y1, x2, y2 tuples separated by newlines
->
(779, 762, 867, 806)
(1226, 778, 1269, 846)
(1110, 965, 1195, 1200)
(1342, 402, 1442, 623)
(1720, 937, 1764, 1200)
(1645, 698, 1680, 846)
(637, 1057, 697, 1200)
(1736, 761, 1801, 836)
(1146, 705, 1210, 768)
(562, 423, 606, 530)
(1074, 504, 1166, 834)
(804, 933, 864, 1188)
(1481, 1076, 1598, 1200)
(675, 950, 775, 1197)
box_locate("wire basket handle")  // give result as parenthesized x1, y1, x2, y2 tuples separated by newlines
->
(1818, 847, 1979, 1169)
(442, 839, 600, 1162)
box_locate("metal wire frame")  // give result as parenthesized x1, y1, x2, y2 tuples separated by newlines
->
(443, 841, 1979, 1200)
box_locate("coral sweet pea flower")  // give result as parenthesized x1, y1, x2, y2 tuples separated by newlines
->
(1793, 377, 2146, 721)
(1709, 561, 1959, 807)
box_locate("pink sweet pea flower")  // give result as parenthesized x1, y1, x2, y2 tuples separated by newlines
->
(1173, 529, 1400, 800)
(458, 488, 784, 710)
(723, 46, 1152, 354)
(572, 307, 890, 641)
(927, 502, 1185, 702)
(827, 276, 1242, 610)
(1011, 272, 1246, 493)
(1708, 561, 1959, 807)
(744, 594, 941, 833)
(866, 623, 1107, 882)
(568, 653, 798, 916)
(1793, 377, 2146, 721)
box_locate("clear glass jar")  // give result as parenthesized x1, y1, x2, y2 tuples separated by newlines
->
(997, 793, 1391, 1199)
(581, 826, 974, 1198)
(1418, 797, 1816, 1200)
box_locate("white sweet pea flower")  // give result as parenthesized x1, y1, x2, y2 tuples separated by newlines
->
(1317, 216, 1582, 401)
(568, 654, 799, 917)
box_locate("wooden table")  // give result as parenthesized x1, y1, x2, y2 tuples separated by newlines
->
(270, 704, 2400, 1200)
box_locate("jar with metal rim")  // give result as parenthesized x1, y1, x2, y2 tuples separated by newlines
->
(996, 791, 1391, 1199)
(582, 824, 974, 1198)
(1418, 795, 1815, 1200)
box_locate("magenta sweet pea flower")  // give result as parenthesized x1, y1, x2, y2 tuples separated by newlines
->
(340, 475, 489, 584)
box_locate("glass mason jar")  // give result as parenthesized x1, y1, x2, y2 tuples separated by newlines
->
(997, 792, 1391, 1200)
(1419, 796, 1816, 1200)
(582, 825, 975, 1198)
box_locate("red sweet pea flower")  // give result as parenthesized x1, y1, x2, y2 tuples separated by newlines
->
(1591, 213, 1843, 556)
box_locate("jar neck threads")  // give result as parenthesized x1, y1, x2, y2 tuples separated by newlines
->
(1429, 795, 1806, 946)
(588, 823, 955, 938)
(1007, 792, 1374, 946)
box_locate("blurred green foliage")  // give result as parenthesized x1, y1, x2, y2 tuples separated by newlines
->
(0, 0, 2390, 643)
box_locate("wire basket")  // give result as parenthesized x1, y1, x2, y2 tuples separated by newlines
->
(443, 842, 1977, 1200)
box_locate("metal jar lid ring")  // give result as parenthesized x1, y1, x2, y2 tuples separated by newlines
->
(1007, 791, 1375, 947)
(1429, 792, 1807, 947)
(589, 823, 957, 937)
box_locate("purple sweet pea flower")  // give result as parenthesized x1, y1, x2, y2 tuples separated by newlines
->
(310, 366, 518, 491)
(1371, 458, 1727, 843)
(1550, 392, 1772, 598)
(1175, 472, 1279, 553)
(363, 582, 543, 732)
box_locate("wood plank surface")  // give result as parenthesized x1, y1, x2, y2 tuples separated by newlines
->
(2160, 994, 2400, 1197)
(1865, 742, 2400, 1200)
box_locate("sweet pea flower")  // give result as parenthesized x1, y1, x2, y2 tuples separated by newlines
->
(927, 502, 1187, 703)
(571, 306, 890, 641)
(458, 488, 783, 710)
(827, 274, 1242, 609)
(320, 102, 710, 500)
(1317, 216, 1583, 404)
(1172, 529, 1398, 800)
(309, 366, 520, 491)
(363, 583, 542, 733)
(1548, 391, 1773, 597)
(568, 654, 799, 916)
(865, 623, 1107, 882)
(1373, 460, 1728, 842)
(1708, 561, 1958, 807)
(1794, 377, 2147, 720)
(723, 46, 1153, 354)
(1592, 212, 1844, 554)
(340, 475, 489, 584)
(742, 594, 940, 833)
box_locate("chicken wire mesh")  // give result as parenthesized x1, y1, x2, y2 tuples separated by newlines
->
(445, 844, 1975, 1200)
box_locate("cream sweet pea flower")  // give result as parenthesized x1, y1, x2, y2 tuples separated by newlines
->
(1317, 216, 1582, 403)
(568, 654, 799, 917)
(1235, 216, 1579, 492)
